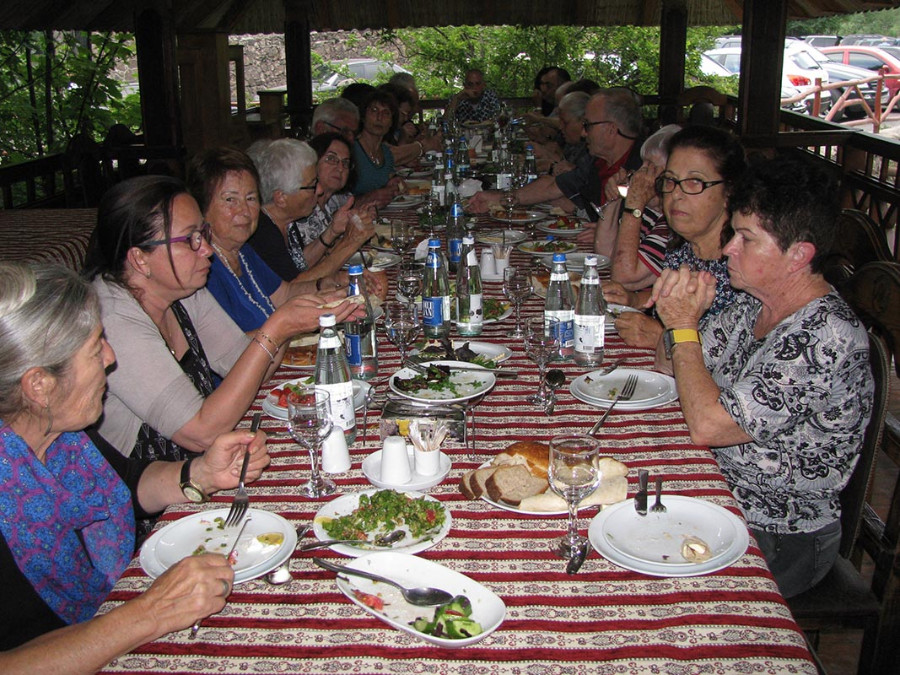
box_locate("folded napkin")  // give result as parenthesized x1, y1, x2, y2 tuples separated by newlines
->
(458, 178, 483, 199)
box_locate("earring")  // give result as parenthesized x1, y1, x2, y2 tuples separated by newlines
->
(44, 404, 53, 436)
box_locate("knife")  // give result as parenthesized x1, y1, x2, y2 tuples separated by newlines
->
(634, 470, 649, 516)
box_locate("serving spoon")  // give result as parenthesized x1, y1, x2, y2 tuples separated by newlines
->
(313, 558, 455, 606)
(265, 524, 312, 586)
(298, 529, 405, 552)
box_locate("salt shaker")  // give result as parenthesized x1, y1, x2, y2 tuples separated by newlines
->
(480, 248, 496, 277)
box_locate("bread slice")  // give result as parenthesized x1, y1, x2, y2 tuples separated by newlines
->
(459, 467, 496, 499)
(504, 441, 550, 480)
(485, 465, 549, 506)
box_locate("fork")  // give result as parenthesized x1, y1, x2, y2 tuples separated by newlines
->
(589, 373, 639, 435)
(650, 477, 667, 513)
(223, 412, 260, 528)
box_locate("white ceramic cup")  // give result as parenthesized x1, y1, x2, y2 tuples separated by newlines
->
(414, 447, 441, 477)
(492, 243, 512, 276)
(381, 436, 412, 484)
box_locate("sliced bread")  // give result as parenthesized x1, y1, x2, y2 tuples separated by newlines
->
(459, 467, 496, 499)
(485, 464, 549, 506)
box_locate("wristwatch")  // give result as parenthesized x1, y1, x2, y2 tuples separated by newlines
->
(663, 328, 702, 359)
(623, 204, 643, 219)
(180, 455, 210, 503)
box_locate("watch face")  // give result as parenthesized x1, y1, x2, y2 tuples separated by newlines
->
(182, 485, 205, 503)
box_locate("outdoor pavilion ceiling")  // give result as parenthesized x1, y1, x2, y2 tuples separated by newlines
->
(0, 0, 898, 33)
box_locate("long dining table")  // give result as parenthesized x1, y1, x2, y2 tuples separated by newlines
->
(97, 208, 817, 675)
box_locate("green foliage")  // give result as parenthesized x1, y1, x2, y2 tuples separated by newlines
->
(0, 30, 141, 166)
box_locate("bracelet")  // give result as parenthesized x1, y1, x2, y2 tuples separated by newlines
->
(256, 331, 279, 352)
(252, 337, 276, 362)
(414, 141, 424, 158)
(318, 231, 336, 249)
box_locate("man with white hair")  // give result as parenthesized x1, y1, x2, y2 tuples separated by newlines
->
(311, 98, 359, 142)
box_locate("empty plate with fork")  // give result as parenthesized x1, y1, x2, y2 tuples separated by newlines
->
(570, 368, 678, 411)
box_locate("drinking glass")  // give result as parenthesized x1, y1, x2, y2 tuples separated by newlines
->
(524, 316, 558, 408)
(390, 220, 414, 259)
(396, 260, 424, 308)
(287, 387, 335, 498)
(503, 266, 533, 338)
(548, 434, 602, 558)
(383, 301, 421, 363)
(500, 187, 518, 223)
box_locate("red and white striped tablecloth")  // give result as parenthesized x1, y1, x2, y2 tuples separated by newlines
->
(97, 215, 815, 674)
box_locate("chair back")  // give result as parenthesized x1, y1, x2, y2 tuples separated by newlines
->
(841, 261, 900, 377)
(837, 333, 890, 558)
(823, 209, 892, 287)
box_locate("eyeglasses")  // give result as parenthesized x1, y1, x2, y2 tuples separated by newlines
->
(655, 175, 725, 195)
(582, 119, 615, 132)
(147, 222, 211, 252)
(322, 153, 351, 169)
(297, 178, 319, 191)
(324, 121, 356, 138)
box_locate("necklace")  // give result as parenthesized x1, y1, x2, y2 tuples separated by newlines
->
(211, 242, 276, 317)
(359, 139, 384, 167)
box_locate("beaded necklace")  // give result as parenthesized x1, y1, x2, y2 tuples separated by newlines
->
(211, 242, 276, 317)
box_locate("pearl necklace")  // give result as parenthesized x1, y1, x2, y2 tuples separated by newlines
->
(211, 242, 276, 317)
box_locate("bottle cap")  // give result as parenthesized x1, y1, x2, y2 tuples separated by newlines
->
(584, 255, 598, 266)
(463, 235, 475, 244)
(552, 253, 567, 263)
(319, 313, 337, 328)
(545, 235, 555, 241)
(348, 264, 363, 275)
(428, 238, 441, 247)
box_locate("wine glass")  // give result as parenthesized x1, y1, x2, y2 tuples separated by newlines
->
(383, 301, 421, 364)
(524, 316, 559, 409)
(390, 220, 414, 260)
(287, 387, 335, 498)
(396, 260, 424, 309)
(503, 266, 533, 338)
(547, 434, 602, 559)
(500, 186, 518, 223)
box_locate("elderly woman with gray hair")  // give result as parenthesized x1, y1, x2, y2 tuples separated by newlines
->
(0, 262, 269, 667)
(247, 137, 376, 286)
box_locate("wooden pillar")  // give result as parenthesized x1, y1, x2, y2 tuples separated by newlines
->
(134, 4, 181, 150)
(658, 0, 687, 125)
(738, 0, 787, 140)
(285, 2, 313, 134)
(176, 31, 232, 155)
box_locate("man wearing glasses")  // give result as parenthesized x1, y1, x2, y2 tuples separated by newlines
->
(468, 88, 643, 218)
(446, 68, 502, 124)
(311, 98, 359, 142)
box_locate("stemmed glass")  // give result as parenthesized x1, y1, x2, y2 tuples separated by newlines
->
(503, 266, 533, 338)
(524, 316, 559, 409)
(547, 434, 602, 559)
(383, 301, 421, 364)
(287, 387, 335, 498)
(500, 186, 518, 223)
(390, 220, 414, 260)
(396, 260, 424, 309)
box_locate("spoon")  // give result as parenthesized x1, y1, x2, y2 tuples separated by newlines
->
(299, 529, 405, 552)
(544, 369, 566, 415)
(265, 524, 312, 586)
(566, 540, 589, 574)
(313, 558, 455, 606)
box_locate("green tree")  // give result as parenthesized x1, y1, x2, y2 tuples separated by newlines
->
(0, 30, 140, 166)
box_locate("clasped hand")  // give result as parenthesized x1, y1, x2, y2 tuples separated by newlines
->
(646, 266, 716, 329)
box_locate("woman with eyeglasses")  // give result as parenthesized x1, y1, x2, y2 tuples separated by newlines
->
(83, 175, 360, 463)
(603, 126, 747, 348)
(246, 138, 377, 291)
(188, 145, 362, 333)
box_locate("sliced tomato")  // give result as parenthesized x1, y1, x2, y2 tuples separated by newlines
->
(425, 508, 437, 523)
(353, 589, 384, 611)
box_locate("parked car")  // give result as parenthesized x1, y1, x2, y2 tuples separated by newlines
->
(841, 34, 900, 47)
(821, 45, 900, 98)
(803, 35, 842, 48)
(312, 58, 410, 95)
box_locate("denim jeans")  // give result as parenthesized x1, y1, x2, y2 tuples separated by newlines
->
(750, 519, 842, 598)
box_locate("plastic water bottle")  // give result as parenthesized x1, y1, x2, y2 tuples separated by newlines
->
(422, 238, 451, 338)
(344, 264, 378, 380)
(430, 151, 444, 206)
(446, 180, 464, 275)
(574, 255, 607, 367)
(457, 135, 471, 179)
(314, 313, 356, 460)
(456, 235, 483, 336)
(524, 144, 538, 183)
(544, 253, 575, 361)
(496, 139, 512, 190)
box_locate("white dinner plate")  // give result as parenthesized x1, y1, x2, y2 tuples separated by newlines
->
(570, 368, 678, 410)
(383, 195, 425, 210)
(588, 496, 749, 577)
(312, 489, 452, 557)
(475, 229, 528, 246)
(516, 240, 579, 257)
(605, 303, 641, 334)
(389, 360, 496, 404)
(539, 251, 610, 272)
(397, 168, 432, 179)
(476, 462, 568, 516)
(343, 251, 401, 270)
(334, 552, 506, 647)
(411, 340, 513, 365)
(140, 509, 297, 584)
(263, 379, 371, 420)
(536, 218, 586, 237)
(362, 447, 452, 491)
(482, 302, 513, 324)
(490, 210, 546, 225)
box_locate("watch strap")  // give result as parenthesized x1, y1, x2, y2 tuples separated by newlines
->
(664, 328, 701, 358)
(179, 456, 209, 503)
(622, 204, 643, 219)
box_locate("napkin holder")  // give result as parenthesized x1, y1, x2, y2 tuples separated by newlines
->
(379, 400, 467, 443)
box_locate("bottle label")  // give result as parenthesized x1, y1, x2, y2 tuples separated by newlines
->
(574, 315, 606, 352)
(345, 333, 362, 366)
(496, 173, 511, 190)
(423, 296, 447, 326)
(318, 335, 343, 350)
(317, 381, 355, 432)
(550, 271, 569, 282)
(448, 238, 462, 263)
(545, 310, 575, 348)
(456, 293, 483, 326)
(466, 249, 478, 266)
